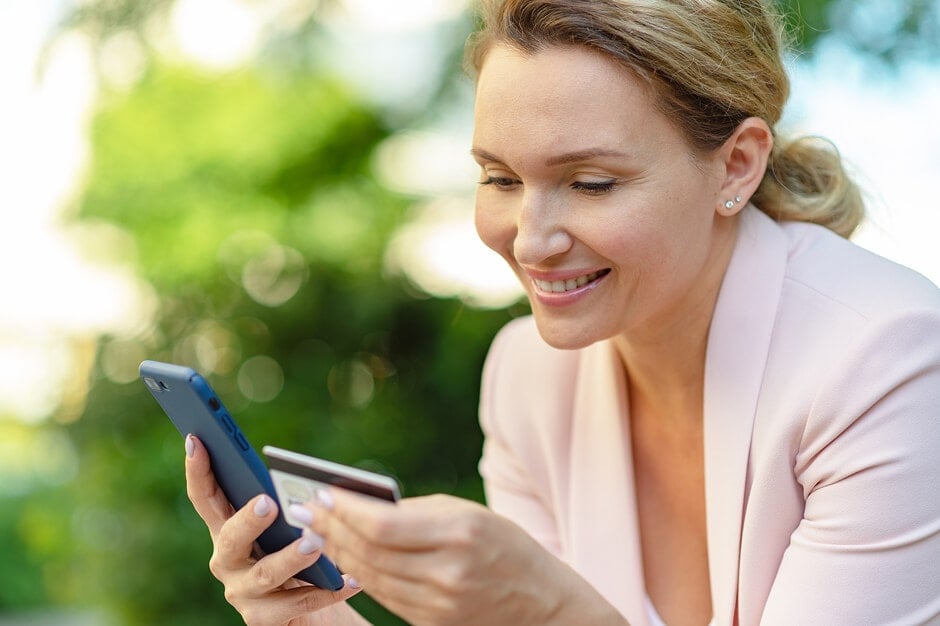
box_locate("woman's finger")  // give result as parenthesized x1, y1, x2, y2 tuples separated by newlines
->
(314, 490, 480, 551)
(304, 491, 562, 625)
(227, 531, 335, 598)
(209, 493, 280, 576)
(236, 576, 362, 626)
(184, 434, 235, 538)
(320, 549, 486, 626)
(317, 526, 437, 586)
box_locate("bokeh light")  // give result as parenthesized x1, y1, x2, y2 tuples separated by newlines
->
(0, 1, 938, 623)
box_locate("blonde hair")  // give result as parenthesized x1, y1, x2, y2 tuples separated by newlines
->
(466, 0, 864, 237)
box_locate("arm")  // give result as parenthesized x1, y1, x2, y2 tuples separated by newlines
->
(477, 319, 566, 558)
(762, 310, 940, 624)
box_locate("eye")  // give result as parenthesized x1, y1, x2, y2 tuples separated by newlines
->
(571, 180, 617, 196)
(479, 175, 520, 190)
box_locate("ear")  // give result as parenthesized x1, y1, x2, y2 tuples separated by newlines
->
(714, 117, 773, 216)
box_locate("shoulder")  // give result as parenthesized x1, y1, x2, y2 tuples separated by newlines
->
(478, 315, 587, 443)
(765, 220, 940, 386)
(758, 221, 940, 467)
(779, 220, 940, 320)
(482, 315, 582, 388)
(764, 221, 940, 391)
(727, 213, 940, 453)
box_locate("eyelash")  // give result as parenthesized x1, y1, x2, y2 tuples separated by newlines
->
(479, 177, 618, 195)
(479, 176, 517, 189)
(571, 180, 617, 196)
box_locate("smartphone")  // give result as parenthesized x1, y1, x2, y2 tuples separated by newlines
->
(138, 360, 344, 591)
(263, 446, 400, 530)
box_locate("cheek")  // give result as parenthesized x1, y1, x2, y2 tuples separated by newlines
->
(587, 212, 661, 265)
(591, 214, 682, 287)
(474, 198, 514, 255)
(626, 213, 714, 297)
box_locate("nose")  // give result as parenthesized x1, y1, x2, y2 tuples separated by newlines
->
(512, 189, 573, 265)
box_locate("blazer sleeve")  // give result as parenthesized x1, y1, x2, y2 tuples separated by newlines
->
(477, 319, 565, 558)
(761, 308, 940, 625)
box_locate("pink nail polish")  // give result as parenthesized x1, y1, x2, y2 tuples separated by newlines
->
(185, 435, 195, 458)
(254, 495, 271, 517)
(315, 489, 334, 510)
(298, 531, 323, 554)
(347, 577, 361, 589)
(288, 504, 314, 525)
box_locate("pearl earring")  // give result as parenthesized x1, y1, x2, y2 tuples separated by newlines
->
(723, 195, 743, 210)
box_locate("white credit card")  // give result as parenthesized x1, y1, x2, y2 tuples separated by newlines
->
(262, 445, 400, 530)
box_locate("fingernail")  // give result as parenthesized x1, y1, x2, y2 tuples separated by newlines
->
(288, 504, 314, 525)
(347, 577, 361, 589)
(298, 530, 323, 554)
(185, 435, 195, 458)
(254, 495, 272, 517)
(315, 489, 334, 510)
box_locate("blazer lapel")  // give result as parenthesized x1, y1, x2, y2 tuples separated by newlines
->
(567, 340, 650, 625)
(703, 207, 787, 624)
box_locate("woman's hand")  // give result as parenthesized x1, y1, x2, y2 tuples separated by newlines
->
(184, 435, 369, 626)
(294, 490, 628, 626)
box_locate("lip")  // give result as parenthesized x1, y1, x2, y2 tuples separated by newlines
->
(526, 267, 611, 306)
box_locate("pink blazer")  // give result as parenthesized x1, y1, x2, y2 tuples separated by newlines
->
(478, 207, 940, 625)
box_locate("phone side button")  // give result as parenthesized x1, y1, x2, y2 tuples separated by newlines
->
(220, 414, 235, 434)
(234, 431, 250, 451)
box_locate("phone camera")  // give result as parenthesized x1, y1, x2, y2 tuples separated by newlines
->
(144, 377, 168, 392)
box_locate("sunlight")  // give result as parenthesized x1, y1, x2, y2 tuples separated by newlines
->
(385, 198, 523, 309)
(1, 5, 155, 425)
(373, 130, 479, 197)
(374, 129, 523, 308)
(0, 422, 78, 496)
(786, 42, 940, 286)
(330, 0, 465, 32)
(5, 0, 938, 420)
(169, 0, 262, 69)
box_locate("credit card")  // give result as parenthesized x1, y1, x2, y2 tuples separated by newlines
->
(262, 445, 400, 530)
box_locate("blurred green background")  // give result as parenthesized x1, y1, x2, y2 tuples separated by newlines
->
(1, 0, 937, 624)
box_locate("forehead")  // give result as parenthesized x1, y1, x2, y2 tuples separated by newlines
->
(472, 44, 675, 158)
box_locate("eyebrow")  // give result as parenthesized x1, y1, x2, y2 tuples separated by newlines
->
(470, 147, 630, 167)
(544, 148, 630, 166)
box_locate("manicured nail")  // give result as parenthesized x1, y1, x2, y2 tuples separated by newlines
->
(254, 495, 271, 517)
(185, 435, 195, 458)
(347, 577, 361, 589)
(288, 504, 314, 525)
(298, 530, 323, 554)
(315, 489, 334, 510)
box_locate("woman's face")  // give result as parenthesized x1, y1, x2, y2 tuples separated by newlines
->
(472, 44, 736, 350)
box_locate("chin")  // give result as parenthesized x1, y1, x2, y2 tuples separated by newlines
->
(531, 314, 609, 351)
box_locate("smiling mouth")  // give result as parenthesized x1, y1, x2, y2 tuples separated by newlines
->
(532, 269, 611, 294)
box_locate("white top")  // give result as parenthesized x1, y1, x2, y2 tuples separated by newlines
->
(645, 595, 715, 626)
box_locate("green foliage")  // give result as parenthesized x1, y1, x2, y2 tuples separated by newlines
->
(24, 61, 515, 624)
(777, 0, 835, 51)
(778, 0, 940, 62)
(7, 0, 935, 623)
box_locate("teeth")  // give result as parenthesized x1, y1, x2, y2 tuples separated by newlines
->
(534, 271, 603, 293)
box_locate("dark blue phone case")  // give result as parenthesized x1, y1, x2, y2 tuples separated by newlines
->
(139, 360, 344, 591)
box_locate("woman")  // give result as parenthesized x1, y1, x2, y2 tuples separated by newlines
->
(184, 1, 940, 624)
